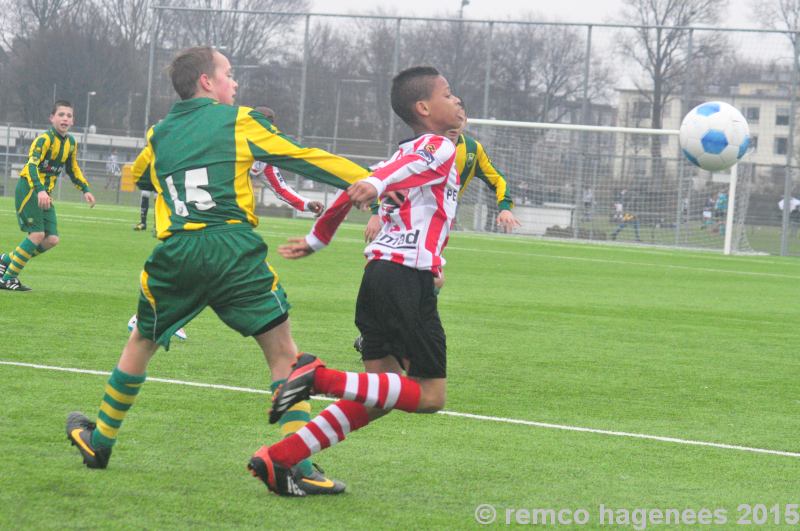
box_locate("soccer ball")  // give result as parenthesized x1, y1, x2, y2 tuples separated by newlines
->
(679, 101, 750, 172)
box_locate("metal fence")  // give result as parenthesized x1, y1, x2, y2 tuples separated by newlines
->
(3, 7, 800, 254)
(138, 6, 800, 254)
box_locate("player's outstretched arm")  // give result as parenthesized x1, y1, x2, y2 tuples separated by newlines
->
(257, 163, 325, 215)
(474, 140, 519, 232)
(286, 189, 353, 255)
(244, 109, 369, 190)
(351, 135, 455, 209)
(277, 237, 314, 259)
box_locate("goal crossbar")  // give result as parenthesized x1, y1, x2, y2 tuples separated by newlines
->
(464, 118, 746, 255)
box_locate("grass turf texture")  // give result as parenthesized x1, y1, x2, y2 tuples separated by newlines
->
(1, 196, 799, 528)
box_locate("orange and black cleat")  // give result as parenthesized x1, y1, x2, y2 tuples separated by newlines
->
(248, 446, 306, 497)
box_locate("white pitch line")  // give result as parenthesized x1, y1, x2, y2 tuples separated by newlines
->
(2, 360, 798, 459)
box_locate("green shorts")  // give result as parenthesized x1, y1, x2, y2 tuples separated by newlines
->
(15, 179, 58, 235)
(135, 224, 290, 349)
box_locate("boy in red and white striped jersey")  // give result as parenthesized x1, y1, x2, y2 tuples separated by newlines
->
(246, 66, 464, 497)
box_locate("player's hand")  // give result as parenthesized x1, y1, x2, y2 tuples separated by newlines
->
(278, 237, 314, 259)
(496, 210, 521, 233)
(433, 269, 445, 290)
(37, 190, 52, 210)
(364, 214, 381, 242)
(384, 190, 407, 206)
(307, 201, 325, 218)
(84, 192, 96, 208)
(347, 181, 378, 210)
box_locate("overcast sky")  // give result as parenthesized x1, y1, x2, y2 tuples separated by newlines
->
(311, 0, 756, 28)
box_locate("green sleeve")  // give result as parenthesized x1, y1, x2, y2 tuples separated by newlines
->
(132, 128, 156, 191)
(65, 140, 90, 192)
(474, 141, 514, 211)
(244, 109, 369, 190)
(24, 136, 49, 192)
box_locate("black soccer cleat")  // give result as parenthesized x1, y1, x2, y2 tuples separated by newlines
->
(248, 446, 306, 497)
(295, 463, 346, 495)
(0, 253, 8, 277)
(353, 335, 364, 354)
(133, 223, 147, 231)
(0, 278, 31, 292)
(268, 353, 324, 425)
(66, 412, 111, 469)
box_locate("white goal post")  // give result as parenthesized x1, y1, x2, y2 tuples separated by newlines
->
(460, 118, 751, 255)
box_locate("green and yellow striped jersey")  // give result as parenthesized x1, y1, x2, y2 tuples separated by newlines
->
(19, 128, 90, 194)
(133, 98, 369, 239)
(455, 133, 513, 211)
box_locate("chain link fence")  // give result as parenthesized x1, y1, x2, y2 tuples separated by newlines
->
(3, 7, 800, 254)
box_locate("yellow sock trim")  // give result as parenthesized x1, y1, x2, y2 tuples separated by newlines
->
(99, 401, 126, 421)
(96, 420, 120, 439)
(281, 420, 308, 437)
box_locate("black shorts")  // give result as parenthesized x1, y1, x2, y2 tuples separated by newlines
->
(355, 260, 446, 379)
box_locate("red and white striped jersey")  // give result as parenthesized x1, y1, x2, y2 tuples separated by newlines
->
(249, 161, 312, 212)
(305, 133, 458, 273)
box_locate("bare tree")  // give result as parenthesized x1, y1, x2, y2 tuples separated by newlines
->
(98, 0, 152, 52)
(751, 0, 800, 44)
(618, 0, 727, 183)
(491, 22, 611, 123)
(166, 0, 308, 63)
(0, 0, 82, 48)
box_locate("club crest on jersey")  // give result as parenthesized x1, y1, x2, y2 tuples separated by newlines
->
(415, 149, 435, 164)
(466, 152, 475, 167)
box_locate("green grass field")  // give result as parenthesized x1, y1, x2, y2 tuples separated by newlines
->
(1, 197, 799, 529)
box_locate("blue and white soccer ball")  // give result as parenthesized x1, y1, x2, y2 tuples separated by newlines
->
(679, 101, 750, 173)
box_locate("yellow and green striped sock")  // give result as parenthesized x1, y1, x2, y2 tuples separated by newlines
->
(271, 379, 314, 477)
(3, 238, 37, 280)
(91, 367, 146, 449)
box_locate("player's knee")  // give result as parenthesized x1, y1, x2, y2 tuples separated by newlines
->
(45, 235, 59, 248)
(417, 388, 446, 413)
(27, 232, 45, 245)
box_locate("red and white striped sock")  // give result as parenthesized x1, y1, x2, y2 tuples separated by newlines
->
(314, 367, 421, 412)
(268, 400, 370, 467)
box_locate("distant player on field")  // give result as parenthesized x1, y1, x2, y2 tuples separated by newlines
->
(248, 106, 325, 217)
(65, 46, 371, 495)
(249, 66, 464, 496)
(363, 107, 519, 242)
(0, 100, 96, 292)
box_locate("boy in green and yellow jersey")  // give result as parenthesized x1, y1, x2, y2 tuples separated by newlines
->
(0, 100, 96, 291)
(451, 125, 519, 230)
(66, 47, 370, 495)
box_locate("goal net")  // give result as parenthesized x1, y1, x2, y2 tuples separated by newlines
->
(458, 118, 754, 254)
